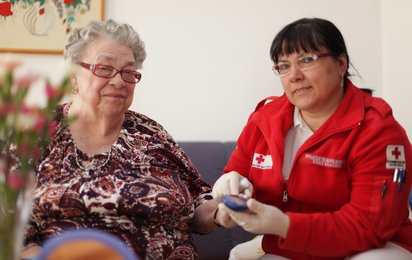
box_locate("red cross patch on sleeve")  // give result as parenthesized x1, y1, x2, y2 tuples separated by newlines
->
(252, 153, 273, 169)
(386, 145, 406, 169)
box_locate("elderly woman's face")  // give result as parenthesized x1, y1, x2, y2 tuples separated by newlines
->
(74, 39, 137, 117)
(278, 50, 347, 114)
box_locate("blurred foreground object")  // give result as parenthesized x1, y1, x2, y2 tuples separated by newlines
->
(0, 55, 72, 260)
(37, 230, 138, 260)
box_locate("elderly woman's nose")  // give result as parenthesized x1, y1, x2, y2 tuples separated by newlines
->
(112, 73, 126, 87)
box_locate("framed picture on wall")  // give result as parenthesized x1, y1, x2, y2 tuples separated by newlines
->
(0, 0, 104, 54)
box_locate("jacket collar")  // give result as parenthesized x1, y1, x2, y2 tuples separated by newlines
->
(318, 80, 365, 133)
(253, 80, 365, 136)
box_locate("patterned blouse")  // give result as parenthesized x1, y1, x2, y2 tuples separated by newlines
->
(24, 104, 213, 259)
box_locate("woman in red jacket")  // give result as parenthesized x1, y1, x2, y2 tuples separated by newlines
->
(212, 17, 412, 259)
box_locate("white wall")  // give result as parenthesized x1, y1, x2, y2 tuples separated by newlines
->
(108, 0, 382, 141)
(382, 0, 412, 142)
(6, 0, 410, 141)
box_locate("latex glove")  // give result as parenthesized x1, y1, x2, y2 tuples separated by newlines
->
(212, 171, 253, 200)
(219, 198, 290, 238)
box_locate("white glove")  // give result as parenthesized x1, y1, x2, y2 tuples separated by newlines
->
(212, 171, 253, 200)
(219, 198, 290, 238)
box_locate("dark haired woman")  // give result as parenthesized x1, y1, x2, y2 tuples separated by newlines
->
(212, 17, 412, 259)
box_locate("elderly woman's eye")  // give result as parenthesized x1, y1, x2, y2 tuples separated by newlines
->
(98, 65, 114, 71)
(94, 65, 115, 76)
(122, 71, 137, 79)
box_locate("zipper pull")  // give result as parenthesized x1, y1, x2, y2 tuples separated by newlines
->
(283, 190, 288, 202)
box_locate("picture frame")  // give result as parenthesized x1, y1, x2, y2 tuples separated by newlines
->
(0, 0, 104, 54)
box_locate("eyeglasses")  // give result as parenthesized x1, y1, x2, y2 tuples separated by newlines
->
(272, 53, 333, 77)
(78, 62, 142, 83)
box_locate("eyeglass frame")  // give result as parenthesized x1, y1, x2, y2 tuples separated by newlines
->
(272, 53, 333, 77)
(77, 62, 142, 84)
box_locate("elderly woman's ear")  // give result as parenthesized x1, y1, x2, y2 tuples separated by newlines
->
(71, 76, 78, 94)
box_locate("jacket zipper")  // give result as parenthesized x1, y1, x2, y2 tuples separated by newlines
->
(284, 123, 361, 204)
(283, 189, 288, 202)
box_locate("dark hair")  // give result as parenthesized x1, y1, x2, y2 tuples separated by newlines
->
(360, 88, 374, 96)
(270, 18, 350, 79)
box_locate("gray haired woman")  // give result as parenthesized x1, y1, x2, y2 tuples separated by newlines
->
(21, 19, 218, 259)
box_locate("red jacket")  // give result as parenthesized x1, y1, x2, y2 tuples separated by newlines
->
(224, 82, 412, 259)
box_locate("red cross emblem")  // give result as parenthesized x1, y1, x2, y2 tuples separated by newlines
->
(256, 154, 265, 164)
(386, 145, 405, 169)
(252, 153, 273, 169)
(391, 147, 401, 159)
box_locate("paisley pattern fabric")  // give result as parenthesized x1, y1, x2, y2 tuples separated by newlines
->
(24, 103, 212, 259)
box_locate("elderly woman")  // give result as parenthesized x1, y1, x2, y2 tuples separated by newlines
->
(21, 19, 217, 259)
(212, 18, 412, 259)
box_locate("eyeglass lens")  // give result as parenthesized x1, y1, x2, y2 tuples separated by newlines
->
(273, 53, 330, 76)
(78, 62, 141, 83)
(94, 64, 141, 83)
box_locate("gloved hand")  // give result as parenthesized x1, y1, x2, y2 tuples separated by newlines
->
(212, 171, 253, 200)
(219, 198, 290, 238)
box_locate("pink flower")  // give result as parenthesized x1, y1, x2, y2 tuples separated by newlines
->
(0, 57, 73, 259)
(0, 103, 15, 115)
(33, 114, 46, 134)
(14, 73, 39, 89)
(0, 56, 72, 200)
(7, 172, 24, 190)
(45, 83, 58, 98)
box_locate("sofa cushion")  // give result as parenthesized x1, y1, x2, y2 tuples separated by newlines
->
(180, 142, 236, 185)
(179, 142, 255, 260)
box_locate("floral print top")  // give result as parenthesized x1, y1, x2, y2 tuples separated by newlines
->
(24, 104, 213, 259)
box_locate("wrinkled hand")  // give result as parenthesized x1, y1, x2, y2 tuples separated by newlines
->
(20, 245, 41, 259)
(212, 171, 253, 200)
(219, 198, 290, 238)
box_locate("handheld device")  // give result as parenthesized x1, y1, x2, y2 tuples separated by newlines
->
(222, 194, 249, 212)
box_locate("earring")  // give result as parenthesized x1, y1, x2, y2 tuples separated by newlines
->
(71, 76, 78, 94)
(72, 87, 79, 94)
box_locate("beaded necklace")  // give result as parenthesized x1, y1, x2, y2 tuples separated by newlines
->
(66, 103, 114, 174)
(74, 145, 112, 174)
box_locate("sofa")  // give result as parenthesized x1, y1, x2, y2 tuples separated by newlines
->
(179, 142, 255, 260)
(179, 141, 412, 260)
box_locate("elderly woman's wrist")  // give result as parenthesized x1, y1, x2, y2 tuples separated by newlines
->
(22, 243, 39, 250)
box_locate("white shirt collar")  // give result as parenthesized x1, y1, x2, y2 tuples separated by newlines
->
(293, 107, 313, 133)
